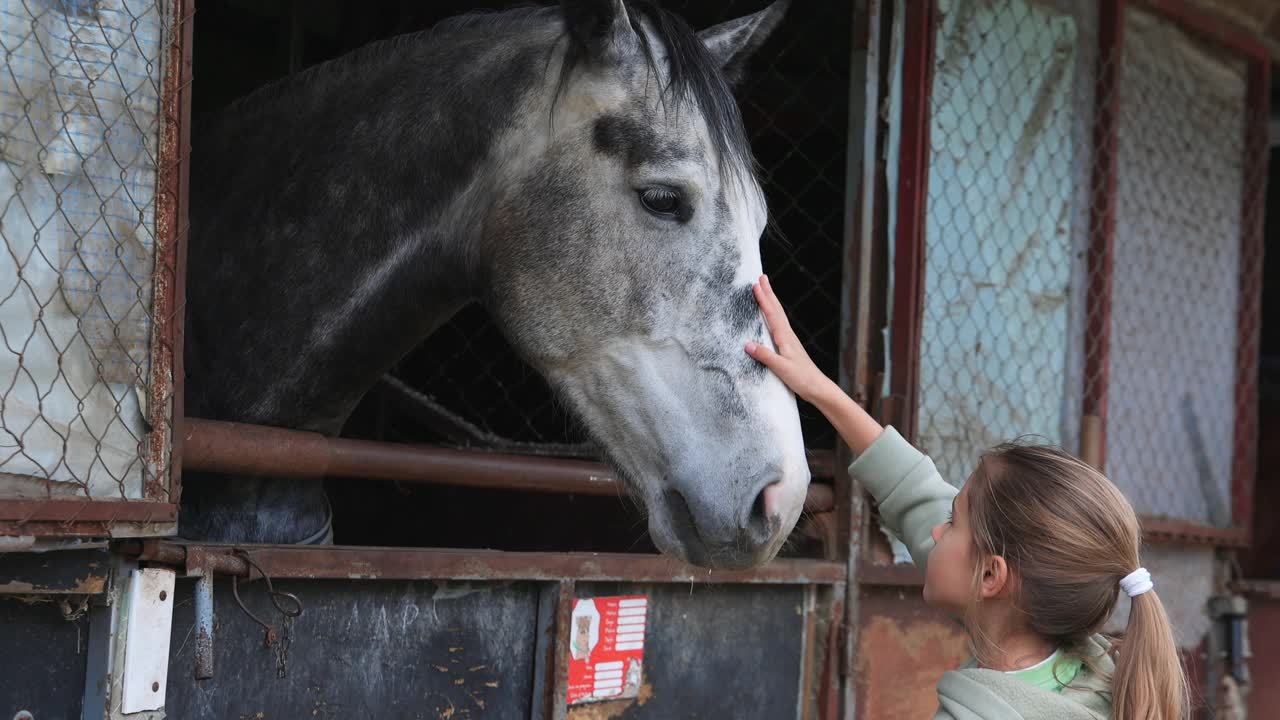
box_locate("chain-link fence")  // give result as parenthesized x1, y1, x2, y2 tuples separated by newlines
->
(905, 0, 1263, 529)
(910, 0, 1096, 488)
(0, 0, 176, 505)
(1103, 6, 1256, 526)
(381, 0, 853, 455)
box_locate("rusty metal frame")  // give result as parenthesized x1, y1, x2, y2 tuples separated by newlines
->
(1100, 0, 1269, 547)
(123, 539, 846, 716)
(0, 0, 192, 538)
(181, 418, 838, 513)
(147, 0, 195, 506)
(123, 540, 847, 585)
(1081, 0, 1125, 472)
(539, 580, 574, 719)
(879, 0, 1269, 554)
(883, 0, 936, 443)
(857, 0, 935, 594)
(836, 0, 891, 717)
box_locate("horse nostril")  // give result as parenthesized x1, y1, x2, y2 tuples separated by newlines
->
(745, 478, 780, 543)
(750, 488, 768, 524)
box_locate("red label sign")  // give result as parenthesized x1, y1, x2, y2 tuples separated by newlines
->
(566, 595, 648, 705)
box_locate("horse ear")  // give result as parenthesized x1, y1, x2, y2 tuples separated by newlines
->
(561, 0, 639, 62)
(698, 0, 789, 86)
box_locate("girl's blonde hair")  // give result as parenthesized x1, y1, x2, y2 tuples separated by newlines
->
(965, 440, 1190, 720)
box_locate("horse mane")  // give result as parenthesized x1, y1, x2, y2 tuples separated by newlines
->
(561, 1, 758, 184)
(207, 2, 757, 184)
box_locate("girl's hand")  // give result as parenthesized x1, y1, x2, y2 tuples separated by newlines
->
(745, 274, 837, 406)
(746, 274, 885, 453)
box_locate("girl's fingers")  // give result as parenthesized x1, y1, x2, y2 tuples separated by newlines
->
(745, 340, 783, 369)
(753, 276, 795, 343)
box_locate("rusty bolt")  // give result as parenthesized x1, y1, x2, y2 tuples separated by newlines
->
(159, 590, 168, 601)
(152, 682, 160, 692)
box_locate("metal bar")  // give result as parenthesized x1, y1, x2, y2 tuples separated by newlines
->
(168, 0, 194, 507)
(548, 581, 574, 719)
(819, 591, 845, 720)
(888, 0, 936, 443)
(82, 553, 138, 720)
(858, 563, 924, 588)
(841, 0, 881, 412)
(194, 573, 214, 680)
(851, 516, 1250, 569)
(1082, 0, 1125, 471)
(1232, 579, 1280, 600)
(183, 543, 255, 576)
(1230, 57, 1269, 534)
(840, 0, 889, 716)
(0, 548, 111, 594)
(182, 418, 838, 512)
(126, 541, 848, 584)
(1140, 516, 1250, 548)
(0, 500, 178, 524)
(531, 581, 563, 720)
(149, 0, 194, 504)
(799, 585, 818, 720)
(0, 521, 113, 537)
(1132, 0, 1272, 61)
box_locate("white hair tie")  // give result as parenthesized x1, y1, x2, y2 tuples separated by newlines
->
(1120, 568, 1153, 597)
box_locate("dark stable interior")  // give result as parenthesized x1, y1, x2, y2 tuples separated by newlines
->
(188, 0, 852, 553)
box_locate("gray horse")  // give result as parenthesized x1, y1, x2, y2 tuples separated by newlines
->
(182, 0, 807, 569)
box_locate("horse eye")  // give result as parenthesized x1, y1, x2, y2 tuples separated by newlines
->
(638, 187, 682, 218)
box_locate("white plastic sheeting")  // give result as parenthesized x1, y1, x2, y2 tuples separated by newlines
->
(0, 0, 165, 498)
(1105, 6, 1245, 525)
(915, 0, 1090, 488)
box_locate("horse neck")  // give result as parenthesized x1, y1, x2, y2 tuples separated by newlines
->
(188, 20, 561, 432)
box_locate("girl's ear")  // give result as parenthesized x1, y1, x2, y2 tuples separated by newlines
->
(980, 555, 1011, 600)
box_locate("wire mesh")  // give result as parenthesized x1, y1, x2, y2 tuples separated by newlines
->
(0, 0, 175, 506)
(911, 0, 1097, 488)
(908, 0, 1261, 530)
(1103, 6, 1255, 526)
(386, 0, 853, 454)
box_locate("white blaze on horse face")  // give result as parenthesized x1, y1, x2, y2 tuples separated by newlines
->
(726, 172, 810, 553)
(753, 349, 810, 547)
(728, 176, 768, 286)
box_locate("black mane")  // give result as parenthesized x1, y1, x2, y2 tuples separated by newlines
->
(211, 2, 757, 182)
(440, 2, 758, 182)
(628, 2, 757, 181)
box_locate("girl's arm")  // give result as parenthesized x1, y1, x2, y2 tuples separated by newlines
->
(746, 275, 956, 570)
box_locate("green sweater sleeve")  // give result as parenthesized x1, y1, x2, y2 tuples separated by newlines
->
(846, 426, 957, 572)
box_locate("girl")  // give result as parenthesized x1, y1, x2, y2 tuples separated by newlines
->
(745, 275, 1189, 720)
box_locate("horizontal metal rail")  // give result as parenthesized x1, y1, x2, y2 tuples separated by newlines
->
(124, 540, 848, 585)
(183, 418, 837, 512)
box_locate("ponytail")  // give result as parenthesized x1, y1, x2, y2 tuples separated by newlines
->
(967, 444, 1192, 719)
(1112, 590, 1190, 720)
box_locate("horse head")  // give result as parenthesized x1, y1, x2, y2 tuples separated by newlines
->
(482, 0, 807, 569)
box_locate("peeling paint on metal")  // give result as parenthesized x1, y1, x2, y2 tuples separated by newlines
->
(858, 593, 969, 720)
(565, 681, 655, 720)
